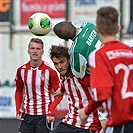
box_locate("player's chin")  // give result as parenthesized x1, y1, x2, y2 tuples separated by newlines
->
(60, 70, 67, 76)
(32, 57, 39, 61)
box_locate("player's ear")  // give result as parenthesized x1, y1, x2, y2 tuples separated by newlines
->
(117, 25, 121, 33)
(68, 21, 72, 24)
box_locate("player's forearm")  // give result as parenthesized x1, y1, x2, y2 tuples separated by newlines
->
(48, 96, 63, 116)
(85, 100, 104, 115)
(15, 89, 23, 114)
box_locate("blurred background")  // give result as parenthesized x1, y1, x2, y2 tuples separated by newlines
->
(0, 0, 132, 132)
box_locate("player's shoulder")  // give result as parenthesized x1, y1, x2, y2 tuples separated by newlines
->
(89, 45, 105, 67)
(103, 41, 132, 53)
(89, 45, 103, 57)
(80, 21, 95, 28)
(120, 42, 133, 50)
(90, 41, 133, 59)
(42, 61, 57, 72)
(17, 61, 30, 70)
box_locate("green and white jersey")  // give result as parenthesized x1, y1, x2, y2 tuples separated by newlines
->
(69, 22, 102, 79)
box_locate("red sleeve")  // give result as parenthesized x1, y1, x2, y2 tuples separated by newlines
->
(89, 51, 113, 101)
(48, 96, 63, 116)
(78, 74, 90, 87)
(85, 100, 104, 115)
(14, 69, 24, 115)
(50, 70, 60, 91)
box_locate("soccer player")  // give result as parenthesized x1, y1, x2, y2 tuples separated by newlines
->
(47, 45, 103, 133)
(53, 18, 106, 132)
(14, 38, 61, 133)
(53, 21, 102, 83)
(79, 6, 133, 133)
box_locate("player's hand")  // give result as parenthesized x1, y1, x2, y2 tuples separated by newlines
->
(16, 109, 24, 121)
(47, 116, 55, 123)
(54, 88, 63, 97)
(79, 108, 88, 124)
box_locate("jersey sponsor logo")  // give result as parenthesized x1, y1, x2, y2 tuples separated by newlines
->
(106, 49, 133, 60)
(48, 111, 51, 113)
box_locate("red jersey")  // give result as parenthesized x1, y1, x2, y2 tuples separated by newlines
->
(89, 41, 133, 126)
(15, 61, 60, 115)
(61, 72, 102, 131)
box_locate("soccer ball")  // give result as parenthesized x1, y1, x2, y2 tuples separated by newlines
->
(28, 12, 52, 36)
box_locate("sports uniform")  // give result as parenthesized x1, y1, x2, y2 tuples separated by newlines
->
(69, 22, 102, 79)
(88, 41, 133, 133)
(15, 61, 60, 133)
(50, 73, 102, 133)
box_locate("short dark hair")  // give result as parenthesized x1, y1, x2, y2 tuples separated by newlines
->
(96, 6, 119, 35)
(49, 45, 70, 60)
(53, 21, 76, 40)
(28, 38, 44, 49)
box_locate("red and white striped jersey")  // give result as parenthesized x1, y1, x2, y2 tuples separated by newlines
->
(61, 73, 102, 131)
(89, 41, 133, 126)
(15, 61, 60, 115)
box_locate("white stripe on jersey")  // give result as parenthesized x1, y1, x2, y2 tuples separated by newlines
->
(95, 39, 102, 49)
(21, 68, 51, 115)
(89, 49, 97, 68)
(27, 69, 34, 115)
(36, 70, 42, 114)
(44, 69, 50, 114)
(62, 75, 97, 129)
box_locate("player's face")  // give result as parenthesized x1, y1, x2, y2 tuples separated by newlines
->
(28, 42, 44, 61)
(52, 56, 70, 76)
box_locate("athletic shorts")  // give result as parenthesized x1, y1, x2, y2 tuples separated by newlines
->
(50, 122, 99, 133)
(18, 113, 51, 133)
(105, 121, 133, 133)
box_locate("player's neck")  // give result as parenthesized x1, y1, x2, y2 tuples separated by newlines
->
(100, 34, 117, 43)
(30, 59, 42, 68)
(65, 67, 71, 77)
(76, 28, 81, 35)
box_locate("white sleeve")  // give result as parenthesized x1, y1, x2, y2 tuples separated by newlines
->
(98, 110, 107, 121)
